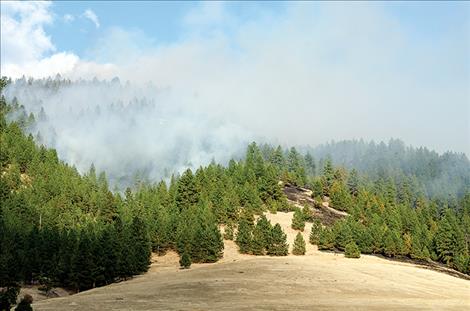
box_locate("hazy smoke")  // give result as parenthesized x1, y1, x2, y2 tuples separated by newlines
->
(1, 2, 468, 185)
(4, 78, 253, 187)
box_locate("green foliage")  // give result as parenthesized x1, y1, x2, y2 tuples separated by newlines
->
(292, 232, 306, 255)
(1, 88, 470, 294)
(179, 251, 191, 269)
(251, 215, 273, 255)
(14, 294, 33, 311)
(309, 219, 322, 245)
(235, 219, 252, 254)
(318, 227, 335, 251)
(291, 208, 305, 231)
(345, 241, 360, 258)
(0, 285, 19, 311)
(329, 181, 352, 212)
(267, 224, 288, 256)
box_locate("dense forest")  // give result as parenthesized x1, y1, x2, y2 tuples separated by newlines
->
(307, 139, 470, 199)
(1, 77, 469, 308)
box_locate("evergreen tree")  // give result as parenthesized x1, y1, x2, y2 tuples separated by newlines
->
(291, 208, 305, 231)
(179, 251, 191, 269)
(251, 225, 266, 255)
(130, 216, 151, 273)
(345, 241, 360, 258)
(292, 232, 306, 255)
(347, 169, 359, 197)
(175, 169, 199, 211)
(321, 158, 334, 196)
(304, 152, 316, 176)
(236, 219, 252, 254)
(267, 224, 288, 256)
(309, 219, 322, 245)
(318, 227, 335, 251)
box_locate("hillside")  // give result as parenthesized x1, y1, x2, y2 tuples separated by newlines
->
(33, 212, 470, 311)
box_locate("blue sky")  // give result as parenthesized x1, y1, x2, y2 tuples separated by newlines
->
(1, 1, 469, 155)
(43, 1, 469, 60)
(46, 1, 289, 59)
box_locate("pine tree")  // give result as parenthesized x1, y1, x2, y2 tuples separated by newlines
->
(345, 241, 360, 258)
(267, 224, 288, 256)
(292, 232, 306, 255)
(309, 219, 321, 245)
(304, 152, 316, 176)
(321, 158, 334, 196)
(130, 216, 151, 273)
(251, 225, 266, 255)
(291, 208, 305, 231)
(175, 169, 199, 211)
(179, 251, 191, 269)
(335, 221, 353, 251)
(347, 169, 359, 197)
(236, 219, 252, 254)
(383, 229, 398, 257)
(318, 227, 335, 251)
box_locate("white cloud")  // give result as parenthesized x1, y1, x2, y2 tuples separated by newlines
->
(63, 13, 75, 23)
(83, 9, 100, 28)
(0, 1, 55, 68)
(0, 2, 111, 79)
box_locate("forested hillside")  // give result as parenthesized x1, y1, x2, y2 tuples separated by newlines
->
(308, 139, 470, 199)
(1, 77, 469, 309)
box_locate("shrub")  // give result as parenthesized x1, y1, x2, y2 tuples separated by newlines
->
(179, 251, 192, 269)
(345, 241, 361, 258)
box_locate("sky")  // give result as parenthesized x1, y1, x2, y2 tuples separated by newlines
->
(1, 1, 469, 159)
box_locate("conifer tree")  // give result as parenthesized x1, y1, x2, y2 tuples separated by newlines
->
(291, 208, 305, 231)
(292, 232, 306, 255)
(321, 158, 334, 196)
(251, 225, 266, 255)
(267, 224, 288, 256)
(236, 219, 252, 254)
(179, 251, 191, 269)
(347, 169, 359, 197)
(175, 169, 198, 211)
(345, 241, 360, 258)
(318, 227, 335, 251)
(131, 216, 151, 273)
(304, 152, 316, 176)
(309, 219, 321, 245)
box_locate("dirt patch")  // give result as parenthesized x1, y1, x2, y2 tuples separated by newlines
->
(283, 184, 346, 225)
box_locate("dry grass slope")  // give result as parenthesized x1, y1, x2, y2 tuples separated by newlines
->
(34, 211, 470, 311)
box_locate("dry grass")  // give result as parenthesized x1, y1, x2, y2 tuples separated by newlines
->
(34, 212, 470, 311)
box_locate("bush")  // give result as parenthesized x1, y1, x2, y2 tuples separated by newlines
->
(179, 251, 192, 269)
(292, 232, 306, 255)
(345, 241, 361, 258)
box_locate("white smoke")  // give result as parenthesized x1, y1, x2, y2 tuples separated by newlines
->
(1, 2, 469, 184)
(4, 78, 253, 187)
